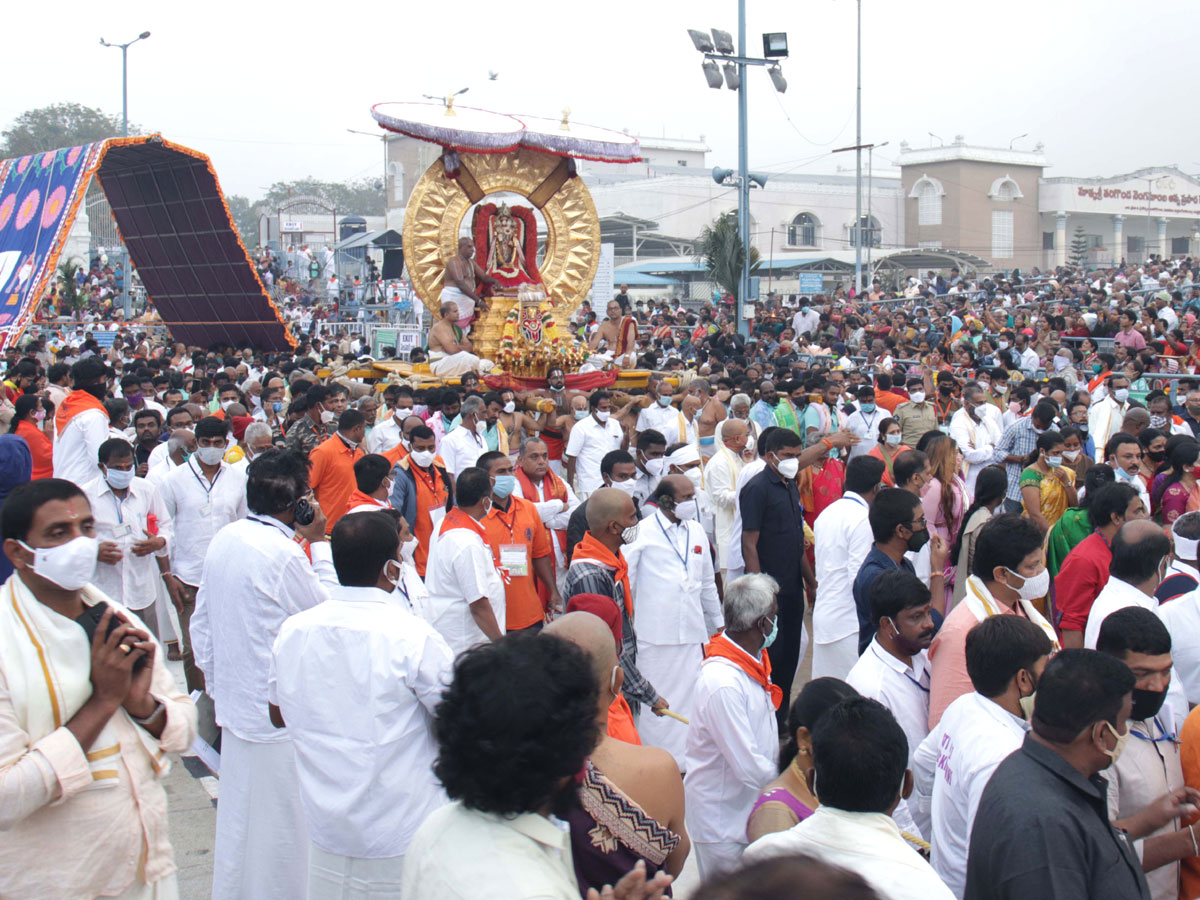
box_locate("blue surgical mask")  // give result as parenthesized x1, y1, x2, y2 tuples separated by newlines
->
(761, 615, 779, 649)
(657, 395, 672, 407)
(272, 400, 283, 413)
(493, 475, 517, 499)
(860, 402, 876, 414)
(574, 409, 588, 420)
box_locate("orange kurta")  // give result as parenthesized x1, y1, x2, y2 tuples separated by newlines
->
(307, 434, 364, 532)
(481, 495, 552, 630)
(403, 456, 450, 578)
(1180, 706, 1200, 900)
(15, 419, 53, 480)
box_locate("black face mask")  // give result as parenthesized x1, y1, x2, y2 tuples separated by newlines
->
(905, 526, 931, 553)
(80, 382, 107, 401)
(1130, 686, 1167, 722)
(1147, 450, 1167, 463)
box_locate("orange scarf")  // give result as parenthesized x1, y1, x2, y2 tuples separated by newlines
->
(570, 532, 633, 617)
(56, 389, 107, 436)
(515, 467, 569, 553)
(607, 695, 642, 745)
(345, 489, 387, 513)
(439, 506, 488, 540)
(703, 633, 782, 710)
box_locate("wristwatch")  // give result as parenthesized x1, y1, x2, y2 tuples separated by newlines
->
(131, 700, 165, 727)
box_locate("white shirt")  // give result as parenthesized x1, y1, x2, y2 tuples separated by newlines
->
(52, 407, 108, 486)
(159, 458, 248, 586)
(792, 308, 820, 337)
(565, 414, 624, 496)
(1159, 589, 1200, 705)
(440, 424, 487, 477)
(1019, 346, 1040, 374)
(1083, 575, 1157, 649)
(625, 509, 722, 645)
(813, 492, 874, 643)
(402, 803, 579, 900)
(704, 445, 744, 569)
(635, 403, 688, 442)
(1088, 397, 1129, 463)
(82, 475, 172, 611)
(190, 515, 336, 743)
(269, 584, 453, 859)
(424, 525, 505, 656)
(948, 408, 1002, 495)
(912, 691, 1028, 898)
(844, 408, 886, 458)
(726, 458, 766, 571)
(744, 806, 955, 900)
(847, 639, 931, 771)
(365, 415, 406, 455)
(682, 636, 779, 843)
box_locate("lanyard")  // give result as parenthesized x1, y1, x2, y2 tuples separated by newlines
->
(190, 459, 221, 497)
(110, 490, 126, 525)
(395, 575, 413, 611)
(1131, 716, 1178, 744)
(871, 642, 930, 693)
(655, 515, 689, 570)
(247, 515, 292, 539)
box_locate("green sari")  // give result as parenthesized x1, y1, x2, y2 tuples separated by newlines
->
(1046, 507, 1092, 576)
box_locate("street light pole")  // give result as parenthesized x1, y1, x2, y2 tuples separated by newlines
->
(854, 0, 862, 295)
(99, 30, 149, 318)
(737, 0, 751, 338)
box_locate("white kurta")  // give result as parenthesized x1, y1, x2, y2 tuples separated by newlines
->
(1083, 576, 1157, 649)
(812, 492, 873, 654)
(82, 475, 172, 611)
(625, 509, 722, 769)
(53, 407, 108, 486)
(424, 526, 505, 656)
(948, 408, 1002, 497)
(564, 415, 624, 496)
(440, 426, 487, 477)
(725, 458, 766, 573)
(704, 445, 744, 572)
(1088, 397, 1129, 463)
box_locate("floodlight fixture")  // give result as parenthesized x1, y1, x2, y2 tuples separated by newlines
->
(712, 168, 735, 185)
(722, 62, 740, 91)
(701, 60, 724, 90)
(711, 29, 735, 55)
(768, 65, 787, 93)
(139, 31, 151, 40)
(688, 29, 716, 53)
(763, 32, 788, 58)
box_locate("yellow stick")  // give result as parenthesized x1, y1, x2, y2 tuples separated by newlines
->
(659, 709, 690, 725)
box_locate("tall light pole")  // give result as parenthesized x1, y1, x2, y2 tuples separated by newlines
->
(100, 30, 149, 320)
(867, 141, 888, 281)
(854, 0, 863, 295)
(99, 31, 151, 137)
(737, 2, 751, 330)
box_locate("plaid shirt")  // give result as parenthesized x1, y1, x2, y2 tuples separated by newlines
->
(993, 417, 1040, 501)
(563, 562, 660, 712)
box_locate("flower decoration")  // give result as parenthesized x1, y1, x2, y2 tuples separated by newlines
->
(14, 190, 40, 230)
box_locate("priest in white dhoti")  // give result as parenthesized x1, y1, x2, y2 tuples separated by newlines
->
(0, 479, 197, 900)
(191, 451, 339, 900)
(269, 511, 453, 899)
(423, 467, 506, 656)
(625, 475, 722, 771)
(428, 302, 492, 378)
(705, 418, 747, 583)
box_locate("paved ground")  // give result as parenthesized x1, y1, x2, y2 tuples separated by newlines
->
(162, 609, 815, 900)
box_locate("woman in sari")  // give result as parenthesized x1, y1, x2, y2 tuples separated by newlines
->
(868, 417, 910, 487)
(1159, 441, 1200, 525)
(921, 433, 969, 609)
(951, 465, 1007, 605)
(798, 446, 846, 529)
(1020, 430, 1077, 533)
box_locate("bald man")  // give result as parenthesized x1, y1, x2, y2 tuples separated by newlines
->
(565, 487, 667, 718)
(689, 379, 727, 460)
(1084, 518, 1173, 649)
(543, 613, 689, 888)
(1120, 406, 1150, 441)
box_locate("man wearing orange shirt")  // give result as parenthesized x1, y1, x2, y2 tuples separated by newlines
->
(389, 424, 453, 578)
(308, 409, 366, 533)
(477, 450, 560, 633)
(872, 372, 907, 413)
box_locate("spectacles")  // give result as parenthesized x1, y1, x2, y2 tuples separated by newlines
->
(907, 516, 928, 529)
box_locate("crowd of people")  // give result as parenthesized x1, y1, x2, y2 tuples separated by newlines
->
(6, 255, 1200, 899)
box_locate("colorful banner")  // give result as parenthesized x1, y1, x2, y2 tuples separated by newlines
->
(0, 143, 103, 349)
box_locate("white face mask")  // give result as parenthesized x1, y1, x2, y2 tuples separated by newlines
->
(19, 536, 99, 591)
(475, 420, 489, 436)
(885, 432, 902, 447)
(502, 401, 516, 414)
(673, 499, 698, 521)
(1063, 449, 1081, 461)
(775, 455, 800, 480)
(1004, 566, 1050, 601)
(411, 449, 436, 468)
(320, 408, 336, 425)
(104, 466, 135, 490)
(196, 446, 225, 466)
(595, 410, 611, 423)
(1113, 388, 1130, 403)
(612, 478, 638, 497)
(909, 391, 926, 404)
(400, 536, 418, 565)
(644, 457, 667, 477)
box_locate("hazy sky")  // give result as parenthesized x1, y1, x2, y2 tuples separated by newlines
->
(6, 0, 1198, 200)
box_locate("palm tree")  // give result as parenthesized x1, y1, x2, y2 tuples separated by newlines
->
(55, 258, 83, 312)
(695, 212, 760, 300)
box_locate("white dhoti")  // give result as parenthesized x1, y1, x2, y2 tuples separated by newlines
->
(113, 873, 179, 900)
(693, 841, 746, 881)
(439, 286, 474, 330)
(213, 732, 310, 900)
(429, 351, 491, 378)
(307, 843, 404, 900)
(811, 633, 860, 681)
(635, 641, 703, 771)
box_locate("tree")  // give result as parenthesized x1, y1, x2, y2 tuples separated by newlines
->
(226, 195, 260, 248)
(696, 212, 760, 300)
(55, 259, 84, 312)
(261, 177, 385, 216)
(1070, 225, 1090, 270)
(1, 103, 135, 157)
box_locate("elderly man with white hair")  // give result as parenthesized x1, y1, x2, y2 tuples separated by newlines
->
(231, 422, 274, 473)
(728, 392, 761, 451)
(705, 418, 748, 583)
(683, 572, 782, 880)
